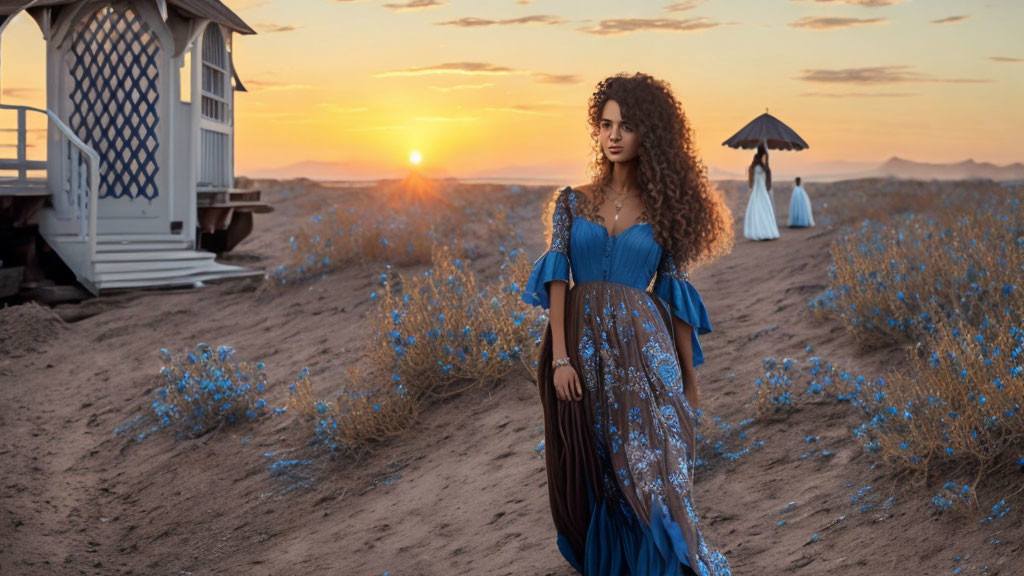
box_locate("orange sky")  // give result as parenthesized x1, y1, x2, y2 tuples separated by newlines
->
(3, 0, 1022, 181)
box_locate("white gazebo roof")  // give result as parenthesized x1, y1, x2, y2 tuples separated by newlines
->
(0, 0, 255, 34)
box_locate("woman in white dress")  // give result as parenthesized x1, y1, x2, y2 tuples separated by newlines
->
(743, 143, 779, 241)
(787, 176, 815, 228)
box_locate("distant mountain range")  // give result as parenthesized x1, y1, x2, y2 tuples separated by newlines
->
(244, 160, 423, 182)
(244, 157, 1024, 184)
(869, 157, 1024, 181)
(710, 157, 1024, 183)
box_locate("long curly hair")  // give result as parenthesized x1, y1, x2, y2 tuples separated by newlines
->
(585, 73, 733, 269)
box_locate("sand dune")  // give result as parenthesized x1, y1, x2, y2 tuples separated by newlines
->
(1, 179, 1021, 575)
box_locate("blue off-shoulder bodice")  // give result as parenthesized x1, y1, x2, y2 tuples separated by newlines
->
(523, 186, 712, 366)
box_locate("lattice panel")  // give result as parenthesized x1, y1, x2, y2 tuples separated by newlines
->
(65, 5, 161, 201)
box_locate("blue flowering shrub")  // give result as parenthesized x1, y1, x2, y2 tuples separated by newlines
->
(754, 357, 797, 417)
(816, 188, 1024, 479)
(266, 180, 526, 288)
(287, 366, 417, 454)
(286, 239, 539, 452)
(931, 481, 976, 515)
(269, 207, 435, 287)
(695, 415, 764, 470)
(817, 190, 1023, 347)
(370, 242, 540, 399)
(151, 344, 270, 438)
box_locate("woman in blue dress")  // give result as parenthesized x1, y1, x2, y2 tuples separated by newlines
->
(787, 177, 815, 228)
(522, 73, 734, 576)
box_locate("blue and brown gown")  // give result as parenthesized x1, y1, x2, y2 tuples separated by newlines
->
(523, 186, 732, 576)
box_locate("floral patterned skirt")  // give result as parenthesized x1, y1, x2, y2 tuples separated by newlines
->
(537, 281, 732, 576)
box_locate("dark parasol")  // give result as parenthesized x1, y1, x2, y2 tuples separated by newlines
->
(722, 110, 809, 151)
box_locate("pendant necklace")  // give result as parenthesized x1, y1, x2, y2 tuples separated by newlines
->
(611, 183, 630, 226)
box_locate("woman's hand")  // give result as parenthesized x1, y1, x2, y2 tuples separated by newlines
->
(554, 365, 583, 402)
(684, 383, 701, 414)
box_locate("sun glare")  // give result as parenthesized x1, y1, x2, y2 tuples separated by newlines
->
(409, 150, 422, 165)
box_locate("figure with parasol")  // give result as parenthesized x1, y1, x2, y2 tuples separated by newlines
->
(722, 110, 810, 241)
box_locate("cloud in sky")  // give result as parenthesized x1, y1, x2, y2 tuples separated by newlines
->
(255, 23, 301, 33)
(244, 111, 303, 119)
(799, 66, 991, 84)
(790, 17, 887, 30)
(533, 72, 582, 84)
(383, 0, 446, 12)
(375, 62, 521, 78)
(244, 80, 316, 91)
(988, 56, 1024, 63)
(374, 63, 579, 86)
(1, 87, 41, 99)
(800, 91, 916, 98)
(482, 100, 574, 116)
(484, 106, 558, 116)
(932, 15, 969, 25)
(436, 15, 565, 27)
(791, 0, 907, 6)
(580, 17, 719, 36)
(664, 1, 704, 12)
(429, 83, 496, 92)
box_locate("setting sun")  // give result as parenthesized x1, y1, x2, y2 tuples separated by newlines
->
(409, 150, 422, 166)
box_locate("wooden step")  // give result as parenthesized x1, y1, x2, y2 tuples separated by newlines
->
(94, 262, 255, 283)
(37, 208, 264, 294)
(199, 201, 273, 213)
(96, 240, 191, 253)
(95, 268, 263, 290)
(229, 189, 262, 202)
(95, 259, 220, 274)
(97, 233, 190, 244)
(92, 250, 217, 263)
(197, 187, 272, 212)
(0, 177, 48, 197)
(49, 233, 191, 247)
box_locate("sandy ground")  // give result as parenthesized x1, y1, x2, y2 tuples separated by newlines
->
(1, 179, 1022, 576)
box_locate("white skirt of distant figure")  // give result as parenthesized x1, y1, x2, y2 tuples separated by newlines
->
(744, 165, 779, 241)
(788, 184, 815, 227)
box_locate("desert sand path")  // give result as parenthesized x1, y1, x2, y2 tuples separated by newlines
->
(1, 182, 1019, 575)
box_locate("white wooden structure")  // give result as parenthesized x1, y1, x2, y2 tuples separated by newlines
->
(0, 0, 269, 294)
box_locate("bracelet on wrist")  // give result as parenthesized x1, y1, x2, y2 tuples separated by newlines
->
(551, 356, 571, 370)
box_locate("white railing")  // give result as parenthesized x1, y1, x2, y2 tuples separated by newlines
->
(0, 104, 100, 261)
(0, 106, 44, 178)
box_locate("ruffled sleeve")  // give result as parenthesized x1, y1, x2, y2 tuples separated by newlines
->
(522, 186, 573, 310)
(653, 247, 712, 367)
